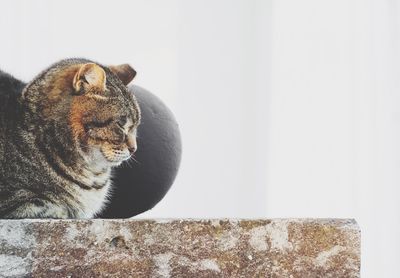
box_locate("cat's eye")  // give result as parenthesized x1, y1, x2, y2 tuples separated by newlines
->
(85, 118, 113, 130)
(116, 121, 124, 129)
(116, 116, 127, 128)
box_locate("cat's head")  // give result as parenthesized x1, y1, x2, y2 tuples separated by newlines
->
(22, 59, 141, 167)
(70, 62, 140, 167)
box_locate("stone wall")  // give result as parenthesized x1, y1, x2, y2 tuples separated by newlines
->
(0, 219, 360, 277)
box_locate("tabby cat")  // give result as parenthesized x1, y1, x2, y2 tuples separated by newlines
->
(0, 58, 140, 218)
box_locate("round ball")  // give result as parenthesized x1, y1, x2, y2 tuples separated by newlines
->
(98, 85, 182, 218)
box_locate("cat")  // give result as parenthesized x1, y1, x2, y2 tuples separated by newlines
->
(0, 58, 140, 218)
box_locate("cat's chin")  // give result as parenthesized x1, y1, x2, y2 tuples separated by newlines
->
(107, 160, 124, 167)
(108, 156, 133, 167)
(102, 154, 131, 167)
(87, 156, 123, 171)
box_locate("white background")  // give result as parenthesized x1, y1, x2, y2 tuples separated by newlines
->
(1, 1, 399, 276)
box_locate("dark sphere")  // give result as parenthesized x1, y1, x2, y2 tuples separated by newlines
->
(98, 85, 182, 218)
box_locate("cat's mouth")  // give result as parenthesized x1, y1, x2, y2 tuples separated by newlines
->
(100, 148, 131, 166)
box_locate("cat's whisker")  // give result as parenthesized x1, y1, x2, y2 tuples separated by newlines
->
(125, 158, 133, 167)
(129, 155, 141, 165)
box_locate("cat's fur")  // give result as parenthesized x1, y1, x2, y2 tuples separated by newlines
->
(0, 58, 140, 218)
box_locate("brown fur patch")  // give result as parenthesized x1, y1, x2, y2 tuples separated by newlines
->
(40, 65, 82, 117)
(69, 97, 86, 140)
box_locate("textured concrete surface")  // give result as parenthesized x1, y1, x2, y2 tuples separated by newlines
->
(0, 219, 360, 277)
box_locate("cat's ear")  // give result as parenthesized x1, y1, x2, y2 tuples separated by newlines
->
(73, 63, 106, 93)
(109, 64, 136, 85)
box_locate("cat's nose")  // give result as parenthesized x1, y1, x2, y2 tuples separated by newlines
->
(128, 146, 137, 154)
(126, 135, 137, 154)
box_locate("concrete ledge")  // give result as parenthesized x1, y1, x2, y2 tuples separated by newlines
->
(0, 219, 360, 277)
